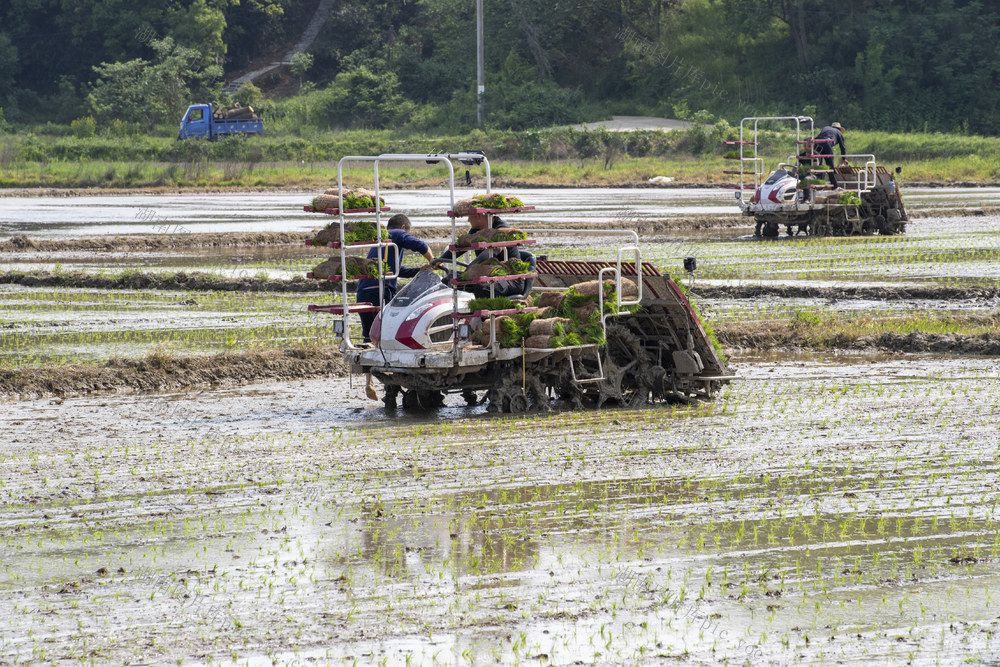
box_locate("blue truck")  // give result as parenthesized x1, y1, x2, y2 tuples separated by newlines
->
(177, 103, 264, 140)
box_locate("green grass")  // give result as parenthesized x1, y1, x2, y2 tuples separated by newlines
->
(4, 125, 1000, 188)
(0, 287, 342, 368)
(718, 310, 1000, 348)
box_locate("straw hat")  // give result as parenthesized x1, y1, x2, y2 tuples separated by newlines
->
(831, 121, 845, 132)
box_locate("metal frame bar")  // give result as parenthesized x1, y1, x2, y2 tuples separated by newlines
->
(331, 153, 492, 354)
(786, 153, 878, 193)
(737, 116, 814, 202)
(318, 156, 649, 377)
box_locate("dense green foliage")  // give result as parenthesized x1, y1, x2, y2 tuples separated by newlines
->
(0, 0, 998, 134)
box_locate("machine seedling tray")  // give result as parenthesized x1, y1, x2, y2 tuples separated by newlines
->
(449, 272, 538, 287)
(308, 303, 381, 314)
(305, 240, 387, 249)
(447, 239, 536, 251)
(303, 206, 392, 215)
(450, 306, 542, 319)
(447, 206, 535, 217)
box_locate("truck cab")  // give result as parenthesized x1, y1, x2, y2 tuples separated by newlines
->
(178, 104, 212, 140)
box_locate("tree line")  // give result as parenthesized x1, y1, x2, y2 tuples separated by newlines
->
(0, 0, 996, 135)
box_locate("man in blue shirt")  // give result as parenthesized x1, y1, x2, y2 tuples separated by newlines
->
(357, 213, 434, 399)
(810, 121, 847, 188)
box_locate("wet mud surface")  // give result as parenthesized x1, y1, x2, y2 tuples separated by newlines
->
(5, 186, 994, 248)
(695, 284, 1000, 302)
(2, 190, 1000, 664)
(716, 323, 1000, 355)
(0, 231, 314, 253)
(2, 355, 999, 665)
(0, 346, 347, 398)
(0, 269, 343, 293)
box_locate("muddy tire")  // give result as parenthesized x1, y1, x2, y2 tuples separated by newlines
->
(832, 208, 850, 236)
(401, 389, 443, 411)
(811, 214, 832, 237)
(487, 362, 549, 413)
(505, 391, 530, 413)
(872, 214, 892, 236)
(383, 385, 401, 409)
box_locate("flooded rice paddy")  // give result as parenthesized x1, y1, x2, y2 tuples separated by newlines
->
(1, 188, 999, 665)
(3, 186, 1000, 239)
(2, 356, 999, 665)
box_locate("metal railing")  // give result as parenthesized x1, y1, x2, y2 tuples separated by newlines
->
(330, 153, 492, 354)
(785, 153, 878, 193)
(734, 116, 815, 202)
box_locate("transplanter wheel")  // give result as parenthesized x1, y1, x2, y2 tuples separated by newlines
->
(591, 324, 652, 408)
(383, 385, 400, 409)
(873, 214, 888, 235)
(401, 389, 444, 411)
(505, 391, 530, 414)
(401, 389, 420, 411)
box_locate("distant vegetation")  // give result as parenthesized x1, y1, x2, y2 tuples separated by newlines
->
(1, 0, 998, 136)
(3, 122, 1000, 189)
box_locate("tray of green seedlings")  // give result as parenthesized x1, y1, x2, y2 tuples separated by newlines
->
(480, 281, 638, 349)
(307, 302, 382, 315)
(450, 227, 535, 251)
(798, 177, 831, 189)
(450, 258, 536, 286)
(448, 193, 535, 216)
(305, 221, 391, 248)
(451, 296, 542, 318)
(305, 189, 389, 214)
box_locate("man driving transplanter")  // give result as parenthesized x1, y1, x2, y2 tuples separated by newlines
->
(356, 213, 434, 400)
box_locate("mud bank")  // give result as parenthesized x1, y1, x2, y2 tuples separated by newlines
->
(526, 216, 750, 232)
(5, 325, 998, 400)
(2, 208, 994, 257)
(0, 186, 315, 198)
(697, 284, 1000, 302)
(908, 206, 1000, 218)
(717, 322, 1000, 355)
(0, 346, 348, 399)
(0, 231, 313, 253)
(0, 218, 747, 255)
(0, 269, 347, 292)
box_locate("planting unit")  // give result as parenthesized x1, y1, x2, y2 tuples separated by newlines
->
(307, 153, 732, 413)
(729, 116, 908, 237)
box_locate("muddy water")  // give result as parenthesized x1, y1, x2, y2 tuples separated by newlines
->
(2, 354, 999, 665)
(0, 189, 729, 240)
(0, 187, 994, 241)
